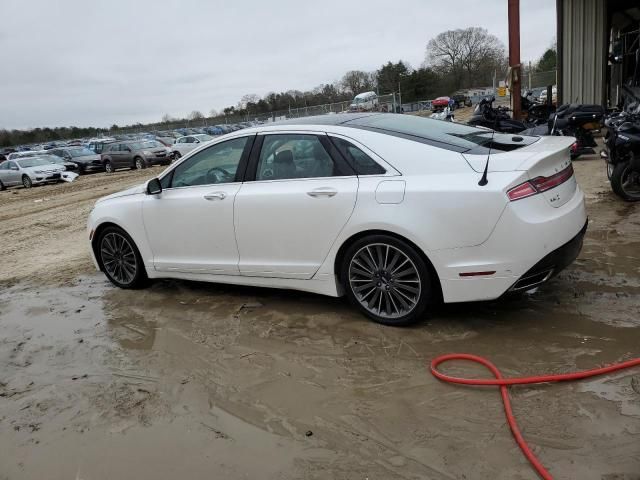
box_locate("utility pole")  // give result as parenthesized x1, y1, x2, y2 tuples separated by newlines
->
(508, 0, 522, 120)
(398, 81, 402, 113)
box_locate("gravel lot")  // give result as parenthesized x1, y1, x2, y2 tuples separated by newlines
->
(0, 153, 639, 479)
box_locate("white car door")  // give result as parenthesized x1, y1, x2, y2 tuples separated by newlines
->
(174, 137, 190, 156)
(234, 133, 358, 279)
(142, 135, 254, 274)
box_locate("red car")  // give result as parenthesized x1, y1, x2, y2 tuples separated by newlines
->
(431, 96, 451, 111)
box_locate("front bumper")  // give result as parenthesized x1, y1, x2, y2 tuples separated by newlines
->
(33, 172, 62, 183)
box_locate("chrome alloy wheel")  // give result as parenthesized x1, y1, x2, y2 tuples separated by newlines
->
(348, 243, 421, 319)
(100, 232, 138, 285)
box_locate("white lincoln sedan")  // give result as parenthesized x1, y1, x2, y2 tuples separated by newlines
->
(87, 113, 587, 325)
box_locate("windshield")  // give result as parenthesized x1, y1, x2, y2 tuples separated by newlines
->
(69, 148, 95, 157)
(17, 158, 55, 168)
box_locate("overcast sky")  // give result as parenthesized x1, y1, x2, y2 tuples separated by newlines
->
(0, 0, 557, 130)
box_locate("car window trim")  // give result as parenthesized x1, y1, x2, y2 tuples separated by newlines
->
(161, 134, 255, 190)
(243, 132, 355, 183)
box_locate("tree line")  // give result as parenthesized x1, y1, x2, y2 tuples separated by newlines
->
(1, 28, 556, 147)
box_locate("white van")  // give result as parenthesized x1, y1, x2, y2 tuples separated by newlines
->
(349, 91, 378, 111)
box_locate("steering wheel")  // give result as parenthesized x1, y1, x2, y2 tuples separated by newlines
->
(206, 167, 230, 183)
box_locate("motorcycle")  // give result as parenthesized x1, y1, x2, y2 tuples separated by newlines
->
(602, 109, 640, 201)
(467, 97, 530, 134)
(521, 90, 555, 125)
(521, 103, 604, 160)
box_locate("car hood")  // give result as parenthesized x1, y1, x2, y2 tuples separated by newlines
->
(23, 164, 65, 173)
(96, 183, 146, 203)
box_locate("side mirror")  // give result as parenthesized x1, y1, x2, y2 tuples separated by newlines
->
(146, 178, 162, 195)
(194, 139, 200, 144)
(11, 166, 19, 171)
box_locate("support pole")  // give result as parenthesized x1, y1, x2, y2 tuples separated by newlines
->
(508, 0, 522, 120)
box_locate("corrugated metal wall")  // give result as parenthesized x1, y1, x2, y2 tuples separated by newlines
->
(561, 0, 607, 104)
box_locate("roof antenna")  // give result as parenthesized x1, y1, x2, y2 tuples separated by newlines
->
(478, 97, 498, 186)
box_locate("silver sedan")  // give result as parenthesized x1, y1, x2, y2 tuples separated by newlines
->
(0, 157, 66, 189)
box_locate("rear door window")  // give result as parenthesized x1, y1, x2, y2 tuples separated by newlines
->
(255, 134, 345, 181)
(329, 137, 385, 175)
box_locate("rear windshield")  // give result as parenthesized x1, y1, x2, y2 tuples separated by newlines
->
(345, 114, 538, 154)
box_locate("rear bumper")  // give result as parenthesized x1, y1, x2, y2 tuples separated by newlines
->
(506, 220, 587, 293)
(433, 184, 587, 303)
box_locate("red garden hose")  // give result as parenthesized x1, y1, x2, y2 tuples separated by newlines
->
(430, 353, 640, 479)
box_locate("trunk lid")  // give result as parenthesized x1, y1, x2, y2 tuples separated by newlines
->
(463, 136, 577, 208)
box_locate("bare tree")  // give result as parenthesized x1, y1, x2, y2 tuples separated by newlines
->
(188, 110, 204, 120)
(426, 27, 505, 90)
(340, 70, 374, 97)
(209, 108, 218, 118)
(161, 113, 173, 123)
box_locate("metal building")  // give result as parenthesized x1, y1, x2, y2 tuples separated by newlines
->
(557, 0, 640, 106)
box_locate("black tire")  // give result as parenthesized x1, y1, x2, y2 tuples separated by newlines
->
(96, 226, 148, 289)
(611, 161, 640, 202)
(104, 160, 114, 174)
(173, 151, 181, 160)
(134, 157, 146, 170)
(340, 234, 433, 326)
(78, 164, 86, 175)
(0, 179, 5, 191)
(606, 161, 614, 180)
(22, 175, 33, 188)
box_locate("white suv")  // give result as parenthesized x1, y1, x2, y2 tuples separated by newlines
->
(171, 134, 213, 159)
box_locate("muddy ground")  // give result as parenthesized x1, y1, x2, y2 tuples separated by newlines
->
(0, 154, 639, 480)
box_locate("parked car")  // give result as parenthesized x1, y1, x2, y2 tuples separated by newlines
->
(451, 94, 472, 108)
(171, 134, 213, 159)
(87, 139, 116, 154)
(39, 153, 79, 171)
(349, 91, 379, 111)
(539, 86, 558, 105)
(87, 113, 587, 326)
(50, 147, 103, 173)
(0, 156, 66, 189)
(100, 140, 171, 173)
(431, 96, 452, 111)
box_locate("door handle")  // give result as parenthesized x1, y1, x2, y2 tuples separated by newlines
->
(203, 191, 227, 200)
(307, 187, 337, 198)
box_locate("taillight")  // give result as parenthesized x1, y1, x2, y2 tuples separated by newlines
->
(507, 164, 574, 202)
(507, 182, 537, 201)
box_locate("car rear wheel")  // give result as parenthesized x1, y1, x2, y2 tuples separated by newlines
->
(611, 161, 640, 202)
(22, 175, 33, 188)
(340, 235, 433, 326)
(97, 226, 148, 289)
(0, 180, 5, 191)
(104, 160, 113, 174)
(134, 157, 145, 170)
(173, 151, 181, 160)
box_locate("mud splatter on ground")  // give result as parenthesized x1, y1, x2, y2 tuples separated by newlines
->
(0, 153, 639, 479)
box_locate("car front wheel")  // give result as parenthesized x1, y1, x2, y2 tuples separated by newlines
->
(97, 226, 148, 289)
(104, 160, 113, 173)
(340, 235, 433, 326)
(22, 175, 33, 188)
